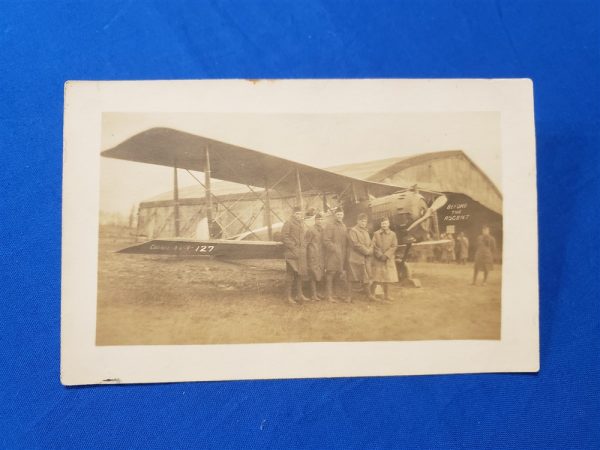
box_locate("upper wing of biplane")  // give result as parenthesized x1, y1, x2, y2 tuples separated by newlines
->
(101, 127, 407, 200)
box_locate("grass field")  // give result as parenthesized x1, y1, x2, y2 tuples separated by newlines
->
(96, 227, 501, 345)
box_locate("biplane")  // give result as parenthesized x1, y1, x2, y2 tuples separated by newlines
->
(101, 127, 449, 280)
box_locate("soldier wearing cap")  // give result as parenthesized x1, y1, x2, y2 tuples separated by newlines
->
(347, 213, 377, 301)
(472, 225, 497, 286)
(281, 206, 309, 304)
(371, 217, 399, 301)
(305, 211, 325, 301)
(322, 207, 351, 303)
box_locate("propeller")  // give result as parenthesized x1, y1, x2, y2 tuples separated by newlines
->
(406, 195, 448, 232)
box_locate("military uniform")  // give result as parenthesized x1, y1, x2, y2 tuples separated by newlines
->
(456, 235, 469, 264)
(371, 228, 399, 283)
(281, 216, 308, 277)
(323, 220, 348, 273)
(306, 224, 325, 281)
(306, 222, 325, 300)
(323, 219, 350, 302)
(347, 224, 377, 301)
(281, 215, 308, 303)
(347, 225, 373, 283)
(472, 232, 497, 285)
(474, 235, 496, 271)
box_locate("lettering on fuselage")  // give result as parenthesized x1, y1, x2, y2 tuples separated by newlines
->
(148, 243, 215, 253)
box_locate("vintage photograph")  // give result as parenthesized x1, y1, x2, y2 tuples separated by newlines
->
(61, 79, 538, 384)
(97, 111, 503, 346)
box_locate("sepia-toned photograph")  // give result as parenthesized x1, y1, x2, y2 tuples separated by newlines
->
(61, 79, 538, 384)
(97, 111, 503, 345)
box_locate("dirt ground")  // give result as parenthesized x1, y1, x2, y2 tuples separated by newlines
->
(96, 227, 501, 345)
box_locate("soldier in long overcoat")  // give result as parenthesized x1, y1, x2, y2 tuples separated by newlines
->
(371, 217, 399, 301)
(347, 213, 377, 302)
(322, 207, 351, 303)
(281, 206, 309, 304)
(305, 212, 325, 301)
(472, 226, 497, 286)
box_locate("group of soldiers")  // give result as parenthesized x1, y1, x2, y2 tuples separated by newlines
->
(437, 232, 469, 264)
(281, 206, 399, 305)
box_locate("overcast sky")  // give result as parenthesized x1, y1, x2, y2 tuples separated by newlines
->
(100, 112, 501, 214)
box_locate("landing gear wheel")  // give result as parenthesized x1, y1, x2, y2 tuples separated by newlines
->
(396, 261, 411, 282)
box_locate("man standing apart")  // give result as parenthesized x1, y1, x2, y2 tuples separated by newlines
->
(323, 207, 350, 303)
(306, 212, 325, 301)
(347, 213, 377, 302)
(281, 206, 309, 305)
(472, 226, 497, 286)
(371, 217, 399, 302)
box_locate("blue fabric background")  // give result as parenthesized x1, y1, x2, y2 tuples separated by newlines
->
(1, 1, 598, 448)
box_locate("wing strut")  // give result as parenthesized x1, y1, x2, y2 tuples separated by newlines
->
(295, 168, 304, 210)
(213, 153, 293, 223)
(184, 170, 261, 240)
(173, 164, 180, 237)
(264, 175, 273, 240)
(351, 182, 358, 203)
(204, 146, 214, 237)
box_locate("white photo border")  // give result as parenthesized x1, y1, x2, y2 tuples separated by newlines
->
(61, 79, 538, 385)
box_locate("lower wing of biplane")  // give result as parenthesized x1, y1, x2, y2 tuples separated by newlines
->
(117, 237, 450, 261)
(118, 239, 285, 259)
(102, 127, 449, 259)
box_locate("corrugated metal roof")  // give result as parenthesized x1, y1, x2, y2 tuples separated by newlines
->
(325, 150, 502, 214)
(367, 150, 502, 199)
(326, 156, 411, 180)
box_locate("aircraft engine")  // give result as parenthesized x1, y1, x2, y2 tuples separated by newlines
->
(368, 191, 432, 241)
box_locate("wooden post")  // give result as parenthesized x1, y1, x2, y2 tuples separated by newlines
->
(205, 146, 213, 237)
(264, 177, 273, 241)
(433, 210, 440, 240)
(173, 165, 180, 237)
(322, 192, 328, 213)
(295, 168, 304, 210)
(351, 182, 358, 203)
